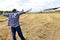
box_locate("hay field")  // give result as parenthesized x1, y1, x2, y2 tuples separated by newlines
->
(0, 12, 60, 40)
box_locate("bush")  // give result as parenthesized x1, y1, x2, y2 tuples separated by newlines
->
(0, 11, 3, 15)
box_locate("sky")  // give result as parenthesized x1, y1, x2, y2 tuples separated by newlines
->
(0, 0, 60, 12)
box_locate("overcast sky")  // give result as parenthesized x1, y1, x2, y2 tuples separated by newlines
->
(0, 0, 60, 12)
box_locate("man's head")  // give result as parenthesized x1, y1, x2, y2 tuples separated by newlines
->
(12, 9, 17, 13)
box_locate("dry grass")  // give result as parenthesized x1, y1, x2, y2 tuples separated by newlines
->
(0, 13, 60, 40)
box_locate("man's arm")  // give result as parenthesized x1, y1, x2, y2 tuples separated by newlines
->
(18, 8, 32, 15)
(17, 9, 24, 15)
(2, 12, 9, 17)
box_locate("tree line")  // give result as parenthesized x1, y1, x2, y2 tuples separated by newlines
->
(0, 11, 17, 15)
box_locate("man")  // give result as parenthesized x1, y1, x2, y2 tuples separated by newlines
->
(2, 9, 31, 40)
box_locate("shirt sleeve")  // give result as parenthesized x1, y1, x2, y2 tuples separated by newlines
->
(2, 12, 9, 17)
(17, 9, 24, 15)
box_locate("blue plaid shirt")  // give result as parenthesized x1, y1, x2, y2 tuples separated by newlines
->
(3, 10, 24, 27)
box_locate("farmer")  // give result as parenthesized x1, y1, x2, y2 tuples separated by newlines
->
(2, 9, 31, 40)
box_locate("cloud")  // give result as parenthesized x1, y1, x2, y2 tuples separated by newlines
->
(0, 0, 20, 10)
(0, 0, 59, 11)
(22, 0, 55, 11)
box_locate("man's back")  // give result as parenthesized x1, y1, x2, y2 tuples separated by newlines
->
(3, 11, 24, 27)
(8, 13, 20, 27)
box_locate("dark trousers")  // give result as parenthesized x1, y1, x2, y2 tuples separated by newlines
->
(11, 26, 25, 40)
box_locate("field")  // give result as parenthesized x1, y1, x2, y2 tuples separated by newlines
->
(0, 12, 60, 40)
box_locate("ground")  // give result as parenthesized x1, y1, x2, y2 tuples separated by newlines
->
(0, 12, 60, 40)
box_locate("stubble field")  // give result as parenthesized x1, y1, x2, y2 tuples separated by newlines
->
(0, 12, 60, 40)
